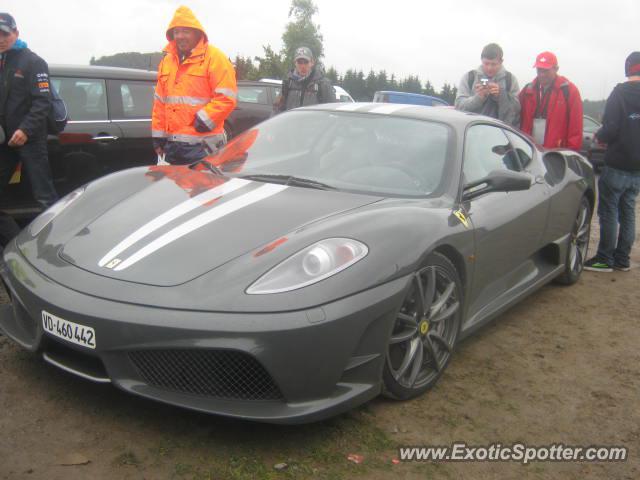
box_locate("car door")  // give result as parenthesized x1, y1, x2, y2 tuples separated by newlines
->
(462, 124, 550, 322)
(107, 78, 156, 172)
(49, 76, 124, 196)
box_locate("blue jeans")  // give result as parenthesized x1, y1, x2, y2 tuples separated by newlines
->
(164, 141, 208, 166)
(596, 166, 640, 267)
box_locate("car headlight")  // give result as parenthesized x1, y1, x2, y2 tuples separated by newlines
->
(29, 186, 86, 236)
(246, 238, 368, 294)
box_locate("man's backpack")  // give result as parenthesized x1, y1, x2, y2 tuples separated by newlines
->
(46, 82, 68, 134)
(468, 70, 513, 92)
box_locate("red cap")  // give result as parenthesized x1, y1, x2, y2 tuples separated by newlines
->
(533, 51, 558, 69)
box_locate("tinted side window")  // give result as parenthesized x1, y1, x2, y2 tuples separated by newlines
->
(238, 86, 269, 105)
(118, 81, 154, 119)
(53, 77, 108, 121)
(505, 130, 534, 167)
(463, 125, 520, 184)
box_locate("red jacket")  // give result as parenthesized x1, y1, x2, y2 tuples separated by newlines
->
(519, 75, 583, 151)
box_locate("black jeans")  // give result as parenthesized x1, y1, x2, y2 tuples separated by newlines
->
(0, 138, 59, 210)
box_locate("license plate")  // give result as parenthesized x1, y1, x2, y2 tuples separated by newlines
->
(42, 310, 96, 349)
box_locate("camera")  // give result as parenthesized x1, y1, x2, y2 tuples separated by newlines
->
(480, 77, 489, 87)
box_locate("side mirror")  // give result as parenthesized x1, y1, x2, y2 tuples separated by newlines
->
(463, 169, 532, 201)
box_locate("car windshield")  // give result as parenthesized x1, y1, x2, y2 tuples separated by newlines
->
(210, 111, 451, 197)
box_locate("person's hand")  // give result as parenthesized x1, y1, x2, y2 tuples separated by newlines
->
(474, 83, 489, 99)
(8, 129, 28, 147)
(152, 138, 166, 156)
(488, 82, 500, 97)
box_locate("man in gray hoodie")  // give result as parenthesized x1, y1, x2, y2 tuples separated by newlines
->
(455, 43, 520, 126)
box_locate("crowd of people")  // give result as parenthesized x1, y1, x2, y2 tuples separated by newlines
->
(0, 7, 639, 271)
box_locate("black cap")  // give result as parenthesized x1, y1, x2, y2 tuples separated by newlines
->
(0, 13, 17, 34)
(625, 52, 640, 77)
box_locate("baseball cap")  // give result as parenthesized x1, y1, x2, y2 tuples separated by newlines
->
(625, 51, 640, 77)
(533, 51, 558, 69)
(0, 13, 17, 34)
(294, 47, 313, 62)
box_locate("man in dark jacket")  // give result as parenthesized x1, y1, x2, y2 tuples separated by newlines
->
(0, 13, 57, 224)
(276, 47, 334, 112)
(585, 52, 640, 272)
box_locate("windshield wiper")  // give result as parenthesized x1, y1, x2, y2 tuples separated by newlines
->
(239, 174, 335, 190)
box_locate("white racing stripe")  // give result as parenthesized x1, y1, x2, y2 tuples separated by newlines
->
(369, 104, 410, 115)
(99, 178, 250, 267)
(113, 183, 288, 271)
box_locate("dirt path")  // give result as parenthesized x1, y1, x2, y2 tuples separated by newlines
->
(1, 207, 638, 480)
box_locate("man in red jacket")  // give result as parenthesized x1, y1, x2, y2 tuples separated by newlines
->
(519, 52, 583, 151)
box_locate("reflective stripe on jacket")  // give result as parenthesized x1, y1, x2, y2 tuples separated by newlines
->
(519, 75, 583, 151)
(151, 6, 237, 142)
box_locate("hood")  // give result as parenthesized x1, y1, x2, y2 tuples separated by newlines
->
(618, 81, 640, 112)
(165, 5, 207, 42)
(59, 170, 382, 287)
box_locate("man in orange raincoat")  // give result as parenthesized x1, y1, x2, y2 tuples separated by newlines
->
(152, 6, 237, 165)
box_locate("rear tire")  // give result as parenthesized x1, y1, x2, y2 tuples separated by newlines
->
(555, 196, 591, 285)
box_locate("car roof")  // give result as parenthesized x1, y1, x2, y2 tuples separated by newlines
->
(238, 80, 280, 87)
(298, 102, 490, 127)
(50, 64, 157, 81)
(375, 90, 440, 100)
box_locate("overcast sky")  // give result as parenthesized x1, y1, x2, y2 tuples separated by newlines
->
(5, 0, 638, 100)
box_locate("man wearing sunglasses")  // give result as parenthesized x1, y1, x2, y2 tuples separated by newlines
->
(276, 47, 334, 112)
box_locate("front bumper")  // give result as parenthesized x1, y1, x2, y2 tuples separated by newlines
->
(0, 241, 409, 424)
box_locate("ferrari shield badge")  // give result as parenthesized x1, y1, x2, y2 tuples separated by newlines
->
(453, 209, 469, 229)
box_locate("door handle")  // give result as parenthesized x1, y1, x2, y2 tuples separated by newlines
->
(92, 135, 119, 142)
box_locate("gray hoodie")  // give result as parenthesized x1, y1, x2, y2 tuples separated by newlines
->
(455, 65, 521, 126)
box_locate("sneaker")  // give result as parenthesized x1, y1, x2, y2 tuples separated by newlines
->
(584, 257, 613, 272)
(613, 263, 631, 272)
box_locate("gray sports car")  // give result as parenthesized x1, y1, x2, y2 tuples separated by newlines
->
(0, 104, 594, 424)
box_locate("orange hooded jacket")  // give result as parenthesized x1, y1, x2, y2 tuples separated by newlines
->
(152, 6, 237, 144)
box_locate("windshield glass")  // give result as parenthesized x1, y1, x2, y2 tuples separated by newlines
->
(210, 111, 451, 197)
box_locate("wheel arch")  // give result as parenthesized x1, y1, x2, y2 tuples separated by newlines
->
(432, 244, 467, 293)
(584, 187, 595, 220)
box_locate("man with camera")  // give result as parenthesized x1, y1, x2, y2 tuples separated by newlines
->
(455, 43, 521, 127)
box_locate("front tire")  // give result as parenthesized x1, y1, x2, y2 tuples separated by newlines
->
(382, 252, 462, 400)
(555, 196, 591, 285)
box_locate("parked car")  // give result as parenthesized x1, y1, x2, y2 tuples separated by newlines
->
(0, 67, 289, 217)
(582, 114, 606, 171)
(373, 90, 449, 107)
(223, 80, 281, 140)
(0, 104, 594, 424)
(0, 65, 157, 217)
